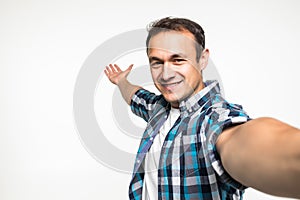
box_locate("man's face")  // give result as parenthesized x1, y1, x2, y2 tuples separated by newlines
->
(148, 30, 208, 108)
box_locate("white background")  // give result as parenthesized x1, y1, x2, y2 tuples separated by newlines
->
(1, 0, 300, 199)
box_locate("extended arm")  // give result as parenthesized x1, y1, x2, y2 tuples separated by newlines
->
(105, 64, 141, 104)
(217, 117, 300, 199)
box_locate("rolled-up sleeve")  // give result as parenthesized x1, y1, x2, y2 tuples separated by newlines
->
(130, 89, 161, 122)
(206, 101, 251, 190)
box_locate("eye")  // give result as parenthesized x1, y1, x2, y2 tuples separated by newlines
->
(150, 61, 163, 68)
(173, 58, 186, 65)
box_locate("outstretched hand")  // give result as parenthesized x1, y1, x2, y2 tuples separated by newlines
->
(104, 64, 133, 85)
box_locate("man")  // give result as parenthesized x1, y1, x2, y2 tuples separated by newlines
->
(104, 17, 300, 200)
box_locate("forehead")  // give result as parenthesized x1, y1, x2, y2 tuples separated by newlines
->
(148, 31, 197, 58)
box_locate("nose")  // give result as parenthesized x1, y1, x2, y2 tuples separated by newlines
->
(161, 62, 175, 81)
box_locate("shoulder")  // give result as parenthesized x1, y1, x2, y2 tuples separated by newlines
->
(131, 88, 164, 104)
(216, 117, 288, 155)
(205, 96, 250, 128)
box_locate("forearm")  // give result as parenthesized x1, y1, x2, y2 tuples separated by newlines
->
(105, 64, 141, 104)
(218, 117, 300, 198)
(117, 78, 142, 105)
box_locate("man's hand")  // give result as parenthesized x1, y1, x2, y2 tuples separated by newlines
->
(104, 63, 141, 105)
(104, 64, 133, 85)
(217, 117, 300, 199)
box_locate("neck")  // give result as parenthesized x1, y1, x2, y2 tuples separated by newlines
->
(170, 102, 179, 108)
(171, 81, 205, 109)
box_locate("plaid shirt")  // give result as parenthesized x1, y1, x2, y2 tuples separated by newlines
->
(129, 80, 250, 200)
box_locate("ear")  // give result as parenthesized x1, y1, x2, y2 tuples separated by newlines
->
(199, 48, 210, 71)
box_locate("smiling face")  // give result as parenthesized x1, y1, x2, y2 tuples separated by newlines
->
(148, 30, 209, 108)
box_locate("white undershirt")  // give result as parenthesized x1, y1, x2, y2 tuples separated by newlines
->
(142, 107, 180, 200)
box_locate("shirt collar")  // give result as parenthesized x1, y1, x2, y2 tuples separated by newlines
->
(179, 80, 221, 117)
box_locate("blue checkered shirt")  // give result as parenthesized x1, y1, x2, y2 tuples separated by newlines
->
(129, 80, 251, 200)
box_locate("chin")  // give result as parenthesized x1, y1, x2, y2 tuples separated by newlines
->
(162, 93, 181, 104)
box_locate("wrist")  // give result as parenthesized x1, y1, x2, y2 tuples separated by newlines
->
(116, 77, 127, 86)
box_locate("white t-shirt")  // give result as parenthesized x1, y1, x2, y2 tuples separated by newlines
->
(142, 107, 180, 200)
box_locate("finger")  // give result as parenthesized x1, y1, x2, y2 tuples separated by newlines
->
(111, 65, 117, 73)
(104, 69, 109, 76)
(123, 64, 134, 78)
(126, 64, 134, 71)
(110, 64, 118, 73)
(106, 66, 112, 74)
(109, 64, 115, 71)
(114, 64, 122, 72)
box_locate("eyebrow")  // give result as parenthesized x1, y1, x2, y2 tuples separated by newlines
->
(149, 56, 162, 62)
(170, 53, 187, 59)
(149, 53, 187, 62)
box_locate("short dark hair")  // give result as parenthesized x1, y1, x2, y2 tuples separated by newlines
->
(146, 17, 205, 61)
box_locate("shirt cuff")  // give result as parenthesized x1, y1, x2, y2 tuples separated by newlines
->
(209, 116, 250, 190)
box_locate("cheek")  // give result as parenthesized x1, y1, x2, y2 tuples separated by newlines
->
(150, 69, 161, 81)
(180, 66, 202, 83)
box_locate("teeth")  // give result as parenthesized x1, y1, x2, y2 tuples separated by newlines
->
(163, 81, 181, 86)
(167, 83, 177, 86)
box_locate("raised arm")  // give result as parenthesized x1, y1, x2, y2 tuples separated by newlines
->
(217, 117, 300, 199)
(104, 64, 141, 105)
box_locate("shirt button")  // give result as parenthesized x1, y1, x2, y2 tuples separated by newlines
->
(164, 115, 167, 118)
(137, 160, 140, 163)
(150, 137, 154, 141)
